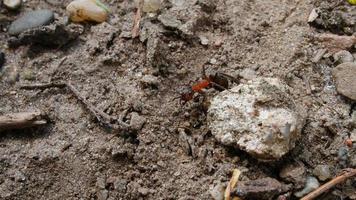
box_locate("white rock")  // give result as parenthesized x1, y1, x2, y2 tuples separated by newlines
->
(333, 50, 354, 64)
(199, 35, 209, 46)
(208, 78, 305, 161)
(239, 68, 257, 80)
(294, 177, 320, 198)
(66, 0, 109, 23)
(3, 0, 22, 10)
(308, 8, 318, 23)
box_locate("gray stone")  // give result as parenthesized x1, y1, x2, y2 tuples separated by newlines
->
(333, 62, 356, 100)
(333, 50, 354, 64)
(129, 112, 146, 131)
(199, 35, 209, 46)
(96, 176, 106, 189)
(140, 75, 159, 88)
(0, 65, 19, 84)
(208, 78, 305, 161)
(158, 13, 182, 29)
(114, 179, 127, 193)
(138, 187, 150, 196)
(3, 0, 22, 10)
(313, 165, 332, 181)
(97, 189, 108, 200)
(279, 163, 306, 187)
(8, 10, 54, 36)
(13, 170, 26, 182)
(294, 177, 320, 198)
(209, 58, 217, 65)
(209, 182, 224, 200)
(338, 146, 349, 166)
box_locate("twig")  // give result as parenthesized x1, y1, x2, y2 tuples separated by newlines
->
(132, 0, 143, 38)
(20, 82, 131, 132)
(225, 169, 242, 200)
(301, 168, 356, 200)
(0, 111, 47, 131)
(20, 82, 66, 90)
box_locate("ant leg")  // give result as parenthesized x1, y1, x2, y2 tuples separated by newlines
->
(210, 82, 239, 94)
(202, 64, 208, 79)
(210, 82, 228, 91)
(217, 72, 241, 84)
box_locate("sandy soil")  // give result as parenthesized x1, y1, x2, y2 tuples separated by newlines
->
(0, 0, 355, 199)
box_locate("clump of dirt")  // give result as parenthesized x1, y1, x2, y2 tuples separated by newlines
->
(0, 0, 355, 200)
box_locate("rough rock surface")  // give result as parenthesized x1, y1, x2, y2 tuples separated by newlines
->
(233, 177, 291, 200)
(333, 62, 356, 100)
(208, 78, 305, 161)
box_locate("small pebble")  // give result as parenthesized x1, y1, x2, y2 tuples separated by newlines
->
(313, 165, 332, 181)
(294, 176, 320, 198)
(129, 112, 146, 131)
(66, 0, 109, 23)
(8, 10, 54, 36)
(22, 69, 36, 80)
(140, 74, 159, 88)
(209, 58, 217, 65)
(279, 163, 306, 186)
(199, 35, 209, 46)
(338, 147, 349, 165)
(307, 8, 318, 23)
(214, 37, 223, 47)
(138, 187, 150, 196)
(209, 183, 224, 200)
(114, 179, 127, 193)
(157, 13, 182, 29)
(97, 189, 108, 200)
(142, 0, 161, 13)
(351, 130, 356, 142)
(333, 50, 354, 64)
(239, 68, 257, 80)
(0, 65, 18, 84)
(13, 170, 26, 182)
(3, 0, 22, 10)
(332, 62, 356, 100)
(96, 176, 106, 189)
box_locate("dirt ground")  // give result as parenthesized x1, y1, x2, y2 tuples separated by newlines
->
(0, 0, 355, 199)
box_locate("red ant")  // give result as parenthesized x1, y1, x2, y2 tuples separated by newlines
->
(179, 65, 240, 104)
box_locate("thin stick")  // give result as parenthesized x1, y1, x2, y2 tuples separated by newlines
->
(132, 0, 143, 38)
(225, 169, 242, 200)
(20, 82, 66, 90)
(0, 111, 47, 131)
(20, 82, 131, 131)
(301, 168, 356, 200)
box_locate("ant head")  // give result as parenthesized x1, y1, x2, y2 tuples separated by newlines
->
(177, 86, 194, 104)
